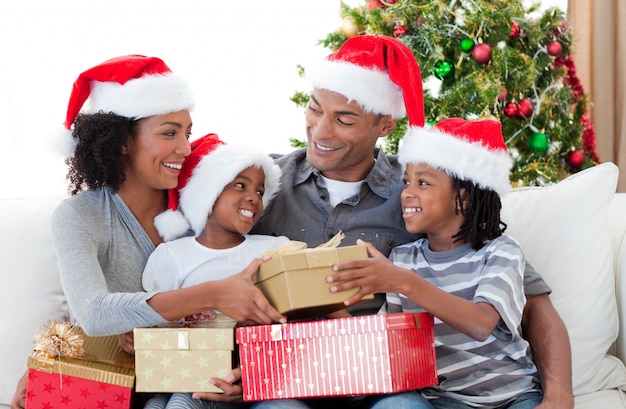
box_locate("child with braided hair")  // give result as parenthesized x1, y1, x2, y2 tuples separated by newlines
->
(327, 118, 543, 409)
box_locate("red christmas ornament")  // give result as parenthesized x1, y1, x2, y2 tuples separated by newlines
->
(503, 103, 519, 118)
(567, 150, 585, 168)
(510, 22, 521, 39)
(497, 88, 509, 102)
(472, 43, 492, 64)
(547, 41, 563, 57)
(393, 24, 407, 37)
(517, 98, 533, 119)
(368, 0, 385, 10)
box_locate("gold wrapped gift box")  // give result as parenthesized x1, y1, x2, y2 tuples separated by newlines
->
(255, 244, 373, 319)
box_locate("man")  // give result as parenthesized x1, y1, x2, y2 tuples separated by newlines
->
(252, 35, 573, 409)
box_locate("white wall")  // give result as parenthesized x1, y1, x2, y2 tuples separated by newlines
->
(0, 0, 565, 198)
(0, 0, 352, 198)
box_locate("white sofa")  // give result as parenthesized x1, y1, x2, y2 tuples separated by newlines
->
(1, 162, 626, 408)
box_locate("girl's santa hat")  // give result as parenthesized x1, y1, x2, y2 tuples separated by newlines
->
(399, 118, 513, 196)
(305, 35, 424, 127)
(59, 54, 195, 156)
(154, 133, 282, 241)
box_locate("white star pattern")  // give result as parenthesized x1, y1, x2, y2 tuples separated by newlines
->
(134, 323, 235, 393)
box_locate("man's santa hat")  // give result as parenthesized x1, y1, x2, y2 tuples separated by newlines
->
(306, 35, 424, 127)
(399, 118, 513, 196)
(59, 54, 194, 156)
(154, 133, 282, 241)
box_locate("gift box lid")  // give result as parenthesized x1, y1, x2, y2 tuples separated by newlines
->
(134, 317, 236, 351)
(27, 328, 135, 388)
(256, 245, 367, 281)
(236, 312, 433, 344)
(27, 355, 135, 388)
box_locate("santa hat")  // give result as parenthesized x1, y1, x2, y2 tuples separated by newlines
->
(58, 54, 194, 156)
(154, 134, 282, 241)
(399, 118, 513, 196)
(306, 35, 424, 127)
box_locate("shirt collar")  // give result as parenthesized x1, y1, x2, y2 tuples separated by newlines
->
(294, 148, 396, 200)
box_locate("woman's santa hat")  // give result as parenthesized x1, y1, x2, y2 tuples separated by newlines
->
(154, 133, 282, 241)
(59, 54, 195, 156)
(305, 35, 424, 127)
(399, 118, 513, 196)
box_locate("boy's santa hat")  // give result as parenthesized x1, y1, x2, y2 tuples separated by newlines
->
(306, 35, 424, 127)
(399, 118, 513, 196)
(154, 133, 282, 241)
(58, 54, 195, 156)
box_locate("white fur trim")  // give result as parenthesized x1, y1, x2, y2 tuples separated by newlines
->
(399, 126, 513, 196)
(179, 144, 282, 237)
(47, 128, 77, 158)
(306, 60, 406, 118)
(85, 73, 194, 119)
(154, 209, 192, 242)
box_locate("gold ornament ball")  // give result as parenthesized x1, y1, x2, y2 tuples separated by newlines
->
(340, 17, 359, 38)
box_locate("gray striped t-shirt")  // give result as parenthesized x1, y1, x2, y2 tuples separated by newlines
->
(387, 235, 541, 407)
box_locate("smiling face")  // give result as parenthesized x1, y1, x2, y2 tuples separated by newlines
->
(201, 166, 267, 249)
(402, 163, 467, 251)
(121, 110, 193, 193)
(305, 88, 396, 182)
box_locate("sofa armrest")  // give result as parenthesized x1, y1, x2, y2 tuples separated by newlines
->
(609, 193, 626, 363)
(0, 195, 68, 406)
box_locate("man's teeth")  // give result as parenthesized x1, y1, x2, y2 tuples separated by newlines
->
(316, 143, 335, 151)
(164, 162, 182, 170)
(404, 207, 422, 213)
(240, 209, 254, 218)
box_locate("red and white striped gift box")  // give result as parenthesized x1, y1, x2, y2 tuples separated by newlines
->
(236, 312, 437, 401)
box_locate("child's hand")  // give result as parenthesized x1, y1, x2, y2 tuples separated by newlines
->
(218, 257, 287, 325)
(327, 239, 401, 306)
(192, 367, 243, 402)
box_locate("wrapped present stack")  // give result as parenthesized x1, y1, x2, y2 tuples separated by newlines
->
(237, 312, 437, 401)
(26, 321, 135, 409)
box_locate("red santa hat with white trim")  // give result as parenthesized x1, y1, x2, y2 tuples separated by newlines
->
(154, 133, 282, 241)
(305, 35, 425, 127)
(58, 54, 195, 156)
(399, 118, 513, 196)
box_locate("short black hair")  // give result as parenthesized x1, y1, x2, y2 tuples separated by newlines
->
(451, 177, 507, 250)
(65, 112, 138, 195)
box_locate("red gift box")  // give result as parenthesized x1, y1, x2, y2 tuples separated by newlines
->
(236, 312, 437, 401)
(26, 331, 134, 409)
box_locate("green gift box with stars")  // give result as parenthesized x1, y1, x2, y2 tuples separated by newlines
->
(134, 316, 236, 393)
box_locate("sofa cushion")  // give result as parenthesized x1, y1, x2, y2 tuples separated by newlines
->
(0, 195, 68, 405)
(502, 162, 626, 395)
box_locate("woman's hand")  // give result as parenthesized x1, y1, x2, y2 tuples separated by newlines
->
(10, 371, 27, 409)
(117, 331, 135, 354)
(191, 367, 244, 402)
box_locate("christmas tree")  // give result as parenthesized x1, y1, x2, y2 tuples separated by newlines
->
(291, 0, 599, 186)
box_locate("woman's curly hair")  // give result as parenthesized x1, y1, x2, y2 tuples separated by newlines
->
(65, 112, 138, 195)
(451, 177, 507, 250)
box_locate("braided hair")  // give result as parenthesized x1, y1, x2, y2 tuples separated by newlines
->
(451, 176, 507, 250)
(65, 112, 138, 195)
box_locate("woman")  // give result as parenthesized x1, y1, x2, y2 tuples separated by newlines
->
(11, 55, 284, 409)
